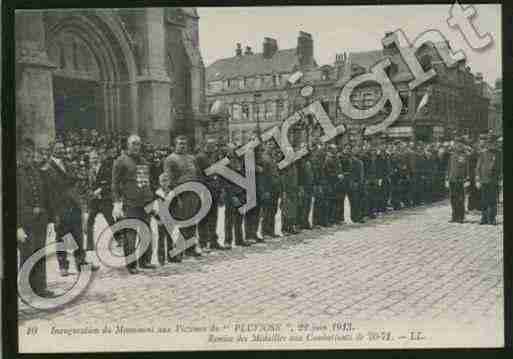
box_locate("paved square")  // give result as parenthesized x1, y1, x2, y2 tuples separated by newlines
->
(19, 200, 503, 328)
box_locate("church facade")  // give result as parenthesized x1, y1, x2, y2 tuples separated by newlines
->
(15, 8, 207, 147)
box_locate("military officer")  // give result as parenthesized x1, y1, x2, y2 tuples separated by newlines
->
(280, 146, 301, 235)
(311, 140, 327, 228)
(467, 142, 481, 211)
(297, 144, 315, 230)
(112, 135, 157, 274)
(17, 139, 55, 297)
(245, 146, 265, 242)
(221, 144, 250, 248)
(163, 135, 203, 256)
(348, 146, 365, 223)
(364, 146, 380, 219)
(446, 138, 469, 223)
(335, 144, 352, 224)
(260, 144, 282, 238)
(376, 143, 390, 213)
(475, 136, 500, 225)
(196, 138, 227, 250)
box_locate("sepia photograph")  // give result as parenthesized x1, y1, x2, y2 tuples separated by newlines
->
(14, 3, 503, 352)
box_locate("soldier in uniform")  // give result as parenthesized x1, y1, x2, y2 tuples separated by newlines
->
(475, 136, 500, 225)
(348, 146, 365, 223)
(222, 144, 250, 248)
(446, 138, 469, 223)
(436, 142, 450, 201)
(260, 144, 282, 237)
(297, 143, 315, 230)
(359, 143, 370, 218)
(364, 146, 380, 219)
(196, 138, 227, 250)
(408, 142, 421, 207)
(376, 143, 390, 213)
(389, 142, 402, 210)
(281, 146, 301, 235)
(112, 135, 157, 274)
(323, 144, 342, 226)
(246, 146, 265, 242)
(335, 144, 352, 224)
(163, 135, 203, 256)
(378, 141, 392, 212)
(467, 142, 481, 211)
(311, 140, 327, 228)
(17, 139, 55, 297)
(426, 145, 439, 204)
(417, 144, 429, 205)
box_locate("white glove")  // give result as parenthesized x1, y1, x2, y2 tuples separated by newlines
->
(47, 223, 56, 239)
(378, 179, 383, 187)
(464, 181, 470, 188)
(93, 188, 102, 198)
(17, 227, 28, 243)
(338, 174, 344, 180)
(476, 181, 481, 190)
(445, 180, 450, 189)
(112, 202, 124, 221)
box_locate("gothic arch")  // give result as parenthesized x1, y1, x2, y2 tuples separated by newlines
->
(46, 12, 138, 132)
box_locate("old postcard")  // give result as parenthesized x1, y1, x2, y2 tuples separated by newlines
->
(15, 4, 503, 352)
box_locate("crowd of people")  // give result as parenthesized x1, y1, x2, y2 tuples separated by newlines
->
(17, 128, 502, 297)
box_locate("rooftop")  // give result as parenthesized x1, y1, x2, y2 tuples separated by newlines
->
(206, 48, 317, 82)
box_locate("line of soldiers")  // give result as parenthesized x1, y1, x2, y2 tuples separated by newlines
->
(17, 131, 502, 296)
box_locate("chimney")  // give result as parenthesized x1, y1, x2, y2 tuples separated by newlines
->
(335, 53, 346, 65)
(244, 45, 253, 55)
(297, 31, 314, 68)
(235, 43, 242, 57)
(383, 31, 397, 56)
(263, 37, 278, 58)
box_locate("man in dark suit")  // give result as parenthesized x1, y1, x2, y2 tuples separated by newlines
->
(45, 142, 98, 276)
(17, 138, 55, 297)
(85, 149, 116, 251)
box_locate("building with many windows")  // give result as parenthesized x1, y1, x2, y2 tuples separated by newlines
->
(206, 31, 491, 146)
(205, 31, 320, 145)
(335, 35, 490, 141)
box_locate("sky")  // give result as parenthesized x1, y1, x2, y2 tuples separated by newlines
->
(198, 4, 502, 85)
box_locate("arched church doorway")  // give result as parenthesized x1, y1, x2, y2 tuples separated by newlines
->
(53, 76, 99, 132)
(46, 13, 138, 136)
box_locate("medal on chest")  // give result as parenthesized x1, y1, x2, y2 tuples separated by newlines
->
(136, 165, 150, 188)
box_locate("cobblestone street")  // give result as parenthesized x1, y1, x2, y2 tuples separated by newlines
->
(19, 199, 503, 329)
